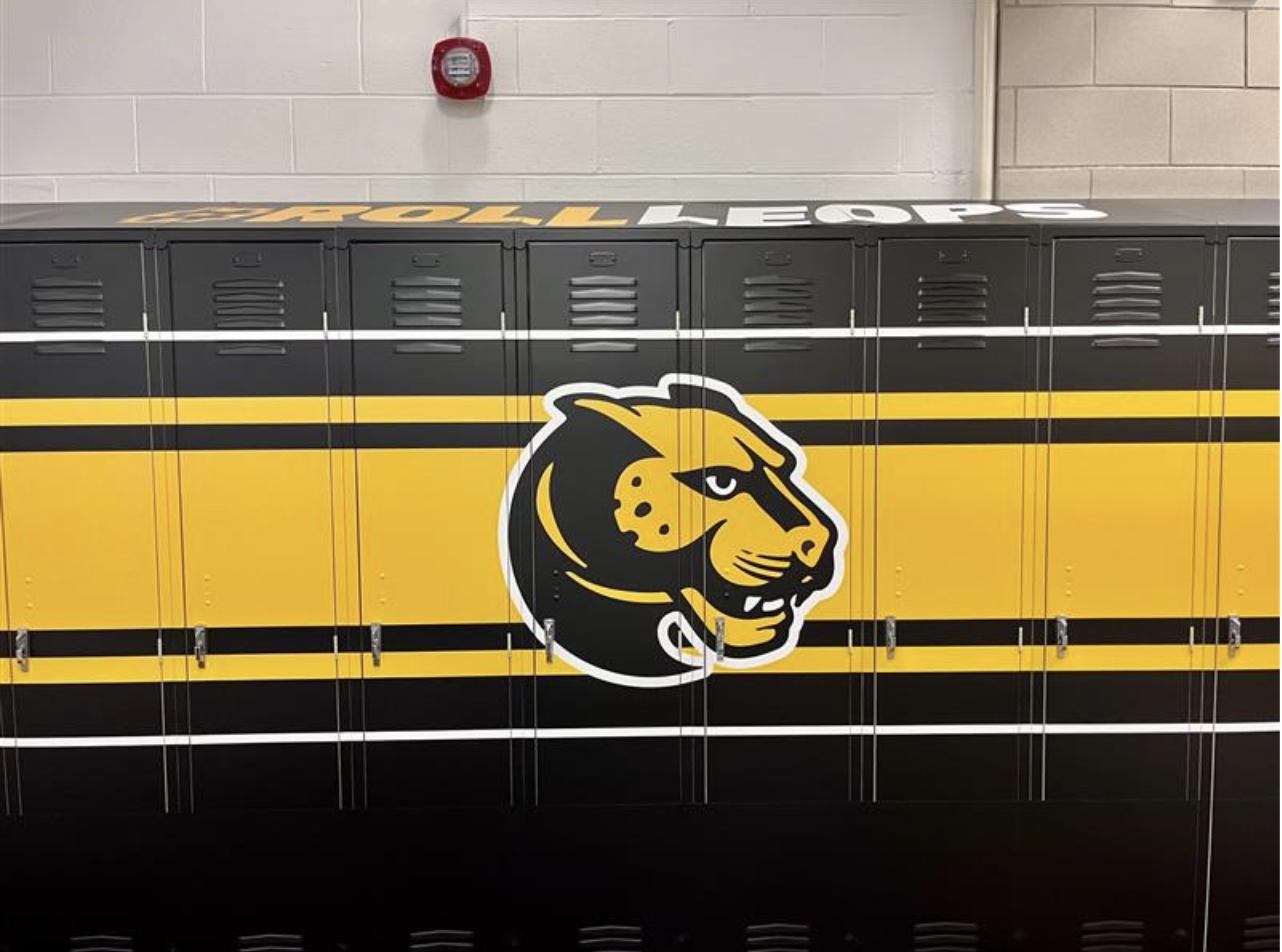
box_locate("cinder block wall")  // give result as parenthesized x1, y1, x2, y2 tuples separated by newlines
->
(998, 0, 1280, 199)
(0, 0, 975, 204)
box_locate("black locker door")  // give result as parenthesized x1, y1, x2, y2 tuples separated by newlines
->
(514, 236, 696, 805)
(697, 238, 860, 804)
(872, 236, 1031, 805)
(0, 240, 169, 814)
(1202, 235, 1279, 950)
(1043, 236, 1208, 802)
(347, 239, 513, 808)
(165, 239, 342, 811)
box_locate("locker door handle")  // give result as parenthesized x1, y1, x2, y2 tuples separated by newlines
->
(917, 338, 986, 350)
(570, 341, 637, 353)
(1227, 614, 1242, 657)
(885, 616, 896, 659)
(715, 616, 726, 661)
(193, 625, 208, 669)
(1090, 336, 1160, 349)
(216, 343, 287, 357)
(370, 622, 383, 667)
(1056, 615, 1069, 658)
(35, 342, 106, 356)
(543, 617, 555, 662)
(14, 628, 30, 673)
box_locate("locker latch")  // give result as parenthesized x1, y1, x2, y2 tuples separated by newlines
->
(370, 622, 383, 667)
(543, 617, 556, 662)
(1056, 615, 1069, 659)
(885, 616, 897, 660)
(714, 616, 726, 661)
(1228, 614, 1242, 658)
(14, 628, 30, 673)
(193, 625, 208, 669)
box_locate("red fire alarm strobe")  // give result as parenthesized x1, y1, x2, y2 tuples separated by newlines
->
(431, 37, 491, 100)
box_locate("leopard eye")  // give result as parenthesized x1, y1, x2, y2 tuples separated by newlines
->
(705, 472, 738, 498)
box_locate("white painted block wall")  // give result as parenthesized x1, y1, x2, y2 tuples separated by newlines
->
(0, 0, 976, 203)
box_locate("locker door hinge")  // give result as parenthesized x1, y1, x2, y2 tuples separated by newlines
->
(193, 624, 208, 669)
(370, 622, 383, 667)
(885, 615, 897, 660)
(714, 616, 726, 661)
(1055, 615, 1069, 659)
(1227, 614, 1242, 657)
(14, 628, 30, 673)
(543, 617, 556, 662)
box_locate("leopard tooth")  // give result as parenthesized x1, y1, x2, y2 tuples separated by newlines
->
(744, 595, 761, 613)
(763, 598, 785, 612)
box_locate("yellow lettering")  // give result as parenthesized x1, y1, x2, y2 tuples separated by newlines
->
(359, 205, 470, 224)
(460, 205, 543, 226)
(546, 206, 628, 228)
(120, 206, 271, 225)
(247, 205, 371, 224)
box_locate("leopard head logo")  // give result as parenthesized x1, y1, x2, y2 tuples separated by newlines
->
(500, 375, 846, 688)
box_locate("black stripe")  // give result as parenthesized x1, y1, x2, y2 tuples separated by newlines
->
(1, 415, 1276, 452)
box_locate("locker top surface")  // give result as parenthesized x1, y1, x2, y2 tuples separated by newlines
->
(0, 198, 1276, 234)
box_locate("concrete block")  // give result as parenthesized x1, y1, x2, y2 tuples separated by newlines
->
(139, 97, 293, 173)
(206, 0, 360, 92)
(295, 97, 448, 173)
(1172, 88, 1278, 165)
(1, 97, 136, 174)
(1016, 87, 1170, 166)
(520, 18, 667, 93)
(1096, 7, 1243, 87)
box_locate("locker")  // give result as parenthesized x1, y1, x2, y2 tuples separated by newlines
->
(0, 484, 12, 816)
(873, 236, 1031, 803)
(346, 240, 513, 808)
(0, 240, 168, 815)
(515, 233, 696, 805)
(164, 239, 341, 811)
(1041, 234, 1212, 802)
(1202, 233, 1280, 949)
(696, 237, 861, 804)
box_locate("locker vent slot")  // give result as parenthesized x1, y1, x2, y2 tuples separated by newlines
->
(1080, 919, 1144, 952)
(1244, 914, 1279, 952)
(569, 275, 639, 326)
(212, 277, 286, 327)
(579, 924, 643, 950)
(238, 935, 304, 952)
(916, 273, 988, 325)
(746, 922, 810, 951)
(1092, 270, 1162, 323)
(410, 928, 475, 951)
(1267, 271, 1279, 322)
(743, 274, 814, 326)
(29, 276, 106, 327)
(392, 275, 464, 326)
(70, 937, 133, 952)
(913, 921, 978, 951)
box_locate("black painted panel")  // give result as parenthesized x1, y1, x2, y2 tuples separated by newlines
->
(527, 241, 677, 331)
(702, 240, 852, 329)
(880, 237, 1028, 328)
(350, 241, 503, 330)
(169, 241, 325, 331)
(0, 241, 145, 333)
(1052, 237, 1205, 326)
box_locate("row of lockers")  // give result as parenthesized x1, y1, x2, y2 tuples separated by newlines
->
(0, 232, 1277, 333)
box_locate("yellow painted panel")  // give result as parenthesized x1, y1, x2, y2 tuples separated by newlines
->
(1218, 441, 1280, 619)
(9, 642, 1276, 686)
(0, 451, 160, 630)
(178, 450, 335, 628)
(876, 444, 1024, 620)
(1047, 443, 1198, 619)
(356, 447, 510, 625)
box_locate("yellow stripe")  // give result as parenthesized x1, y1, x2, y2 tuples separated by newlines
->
(11, 643, 1277, 685)
(2, 391, 1275, 428)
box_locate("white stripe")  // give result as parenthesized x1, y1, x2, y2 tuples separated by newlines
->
(3, 721, 1276, 749)
(0, 324, 1275, 345)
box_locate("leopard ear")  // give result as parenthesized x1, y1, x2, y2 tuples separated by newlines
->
(554, 393, 642, 431)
